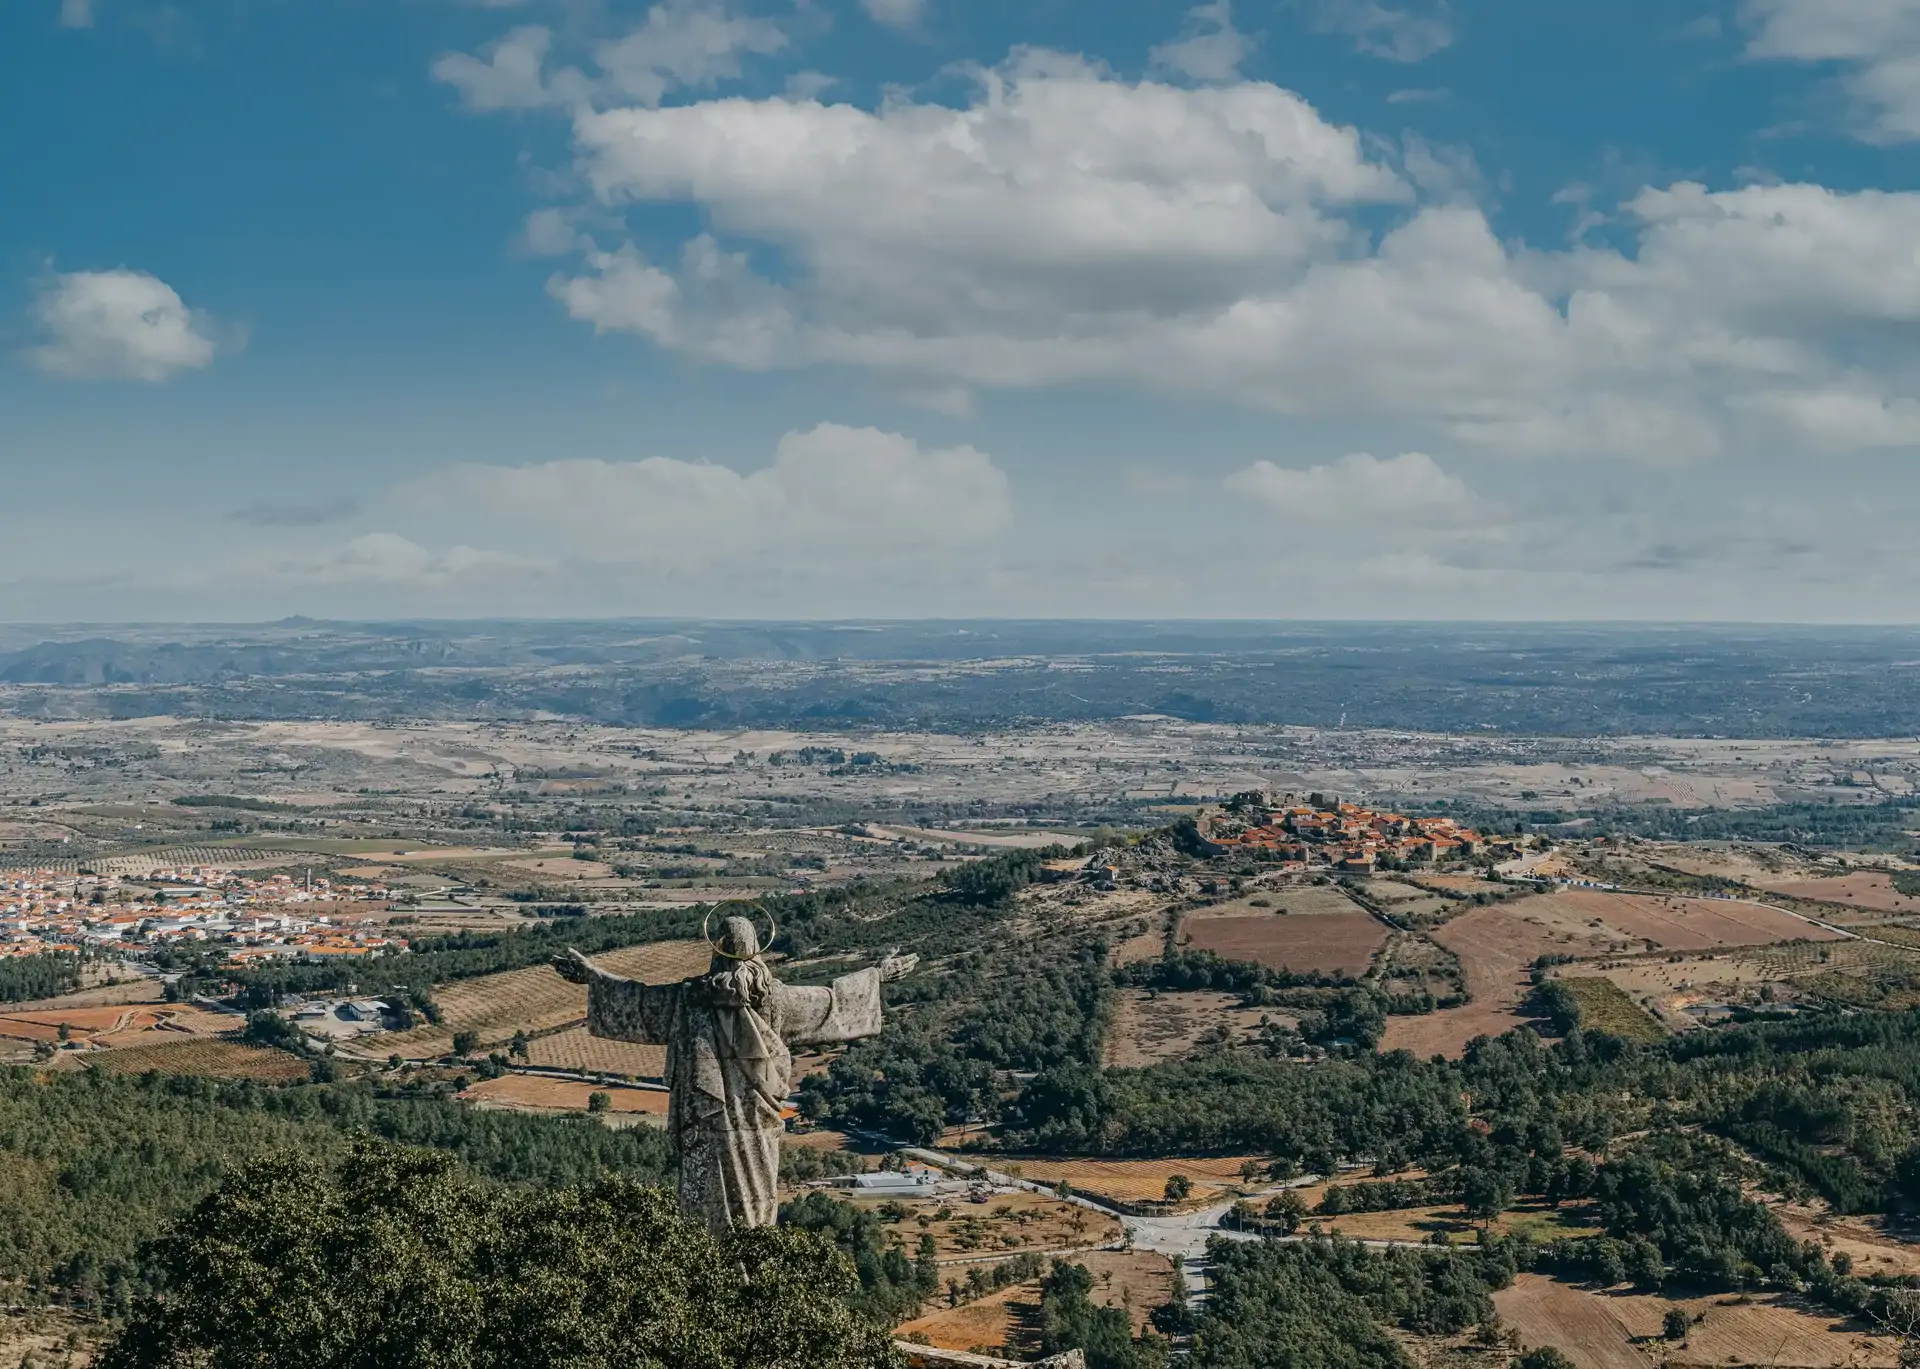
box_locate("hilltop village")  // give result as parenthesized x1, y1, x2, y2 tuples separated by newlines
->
(0, 866, 402, 962)
(1199, 791, 1534, 871)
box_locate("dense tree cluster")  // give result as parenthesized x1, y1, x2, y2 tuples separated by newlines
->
(0, 1067, 671, 1314)
(1036, 1260, 1167, 1369)
(798, 936, 1114, 1143)
(101, 1142, 898, 1369)
(777, 1192, 938, 1325)
(1188, 1237, 1519, 1369)
(0, 951, 85, 1005)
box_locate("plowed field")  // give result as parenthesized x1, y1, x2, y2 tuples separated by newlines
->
(1183, 911, 1387, 975)
(381, 939, 708, 1059)
(79, 1038, 310, 1080)
(0, 1005, 236, 1046)
(1523, 889, 1842, 951)
(523, 1027, 667, 1080)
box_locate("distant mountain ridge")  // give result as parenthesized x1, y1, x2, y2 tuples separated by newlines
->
(2, 621, 1919, 737)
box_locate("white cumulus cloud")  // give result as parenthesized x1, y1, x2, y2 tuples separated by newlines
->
(432, 25, 559, 110)
(1225, 452, 1485, 524)
(278, 534, 543, 587)
(861, 0, 927, 32)
(433, 1, 785, 112)
(1744, 0, 1920, 141)
(417, 422, 1012, 572)
(27, 268, 221, 382)
(534, 48, 1920, 462)
(1151, 2, 1254, 83)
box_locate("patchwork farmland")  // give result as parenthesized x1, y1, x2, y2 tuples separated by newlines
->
(1181, 909, 1389, 976)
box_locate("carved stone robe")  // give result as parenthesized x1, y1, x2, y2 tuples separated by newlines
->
(587, 962, 885, 1234)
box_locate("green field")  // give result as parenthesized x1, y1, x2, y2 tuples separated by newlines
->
(1558, 976, 1667, 1043)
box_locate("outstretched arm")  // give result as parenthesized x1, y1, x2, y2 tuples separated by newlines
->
(553, 948, 678, 1046)
(773, 953, 917, 1047)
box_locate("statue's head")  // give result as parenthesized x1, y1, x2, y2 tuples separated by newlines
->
(716, 914, 761, 961)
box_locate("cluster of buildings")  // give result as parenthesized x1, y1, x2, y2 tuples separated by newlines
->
(0, 866, 404, 963)
(1203, 796, 1529, 873)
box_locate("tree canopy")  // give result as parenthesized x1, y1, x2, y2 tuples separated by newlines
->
(102, 1141, 902, 1369)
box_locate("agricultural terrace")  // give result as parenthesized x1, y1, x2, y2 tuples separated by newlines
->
(379, 939, 708, 1061)
(1549, 977, 1667, 1043)
(74, 1038, 310, 1081)
(0, 1004, 236, 1052)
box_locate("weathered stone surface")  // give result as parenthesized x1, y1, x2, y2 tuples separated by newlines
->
(560, 917, 914, 1234)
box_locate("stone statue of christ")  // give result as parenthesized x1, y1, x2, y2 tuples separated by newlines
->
(553, 917, 916, 1234)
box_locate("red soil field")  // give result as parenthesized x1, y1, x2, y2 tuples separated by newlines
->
(1183, 912, 1387, 976)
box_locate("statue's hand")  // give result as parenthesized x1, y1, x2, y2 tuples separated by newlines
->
(877, 952, 919, 983)
(551, 948, 597, 985)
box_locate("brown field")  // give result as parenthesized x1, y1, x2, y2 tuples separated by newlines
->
(990, 1155, 1261, 1207)
(79, 1038, 310, 1080)
(1259, 885, 1372, 916)
(1770, 1199, 1920, 1279)
(896, 1283, 1027, 1357)
(1413, 875, 1512, 896)
(1183, 911, 1387, 975)
(1380, 904, 1564, 1057)
(1517, 890, 1841, 954)
(0, 1004, 237, 1046)
(462, 1074, 672, 1116)
(1495, 1274, 1895, 1369)
(1754, 872, 1920, 915)
(1108, 927, 1165, 967)
(0, 1308, 100, 1368)
(380, 939, 709, 1059)
(1382, 890, 1835, 1058)
(503, 855, 619, 880)
(1102, 989, 1277, 1068)
(894, 1249, 1172, 1354)
(522, 1026, 667, 1080)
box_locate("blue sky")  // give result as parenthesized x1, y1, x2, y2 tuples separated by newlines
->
(5, 0, 1920, 621)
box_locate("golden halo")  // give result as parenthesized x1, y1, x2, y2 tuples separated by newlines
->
(702, 907, 778, 961)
